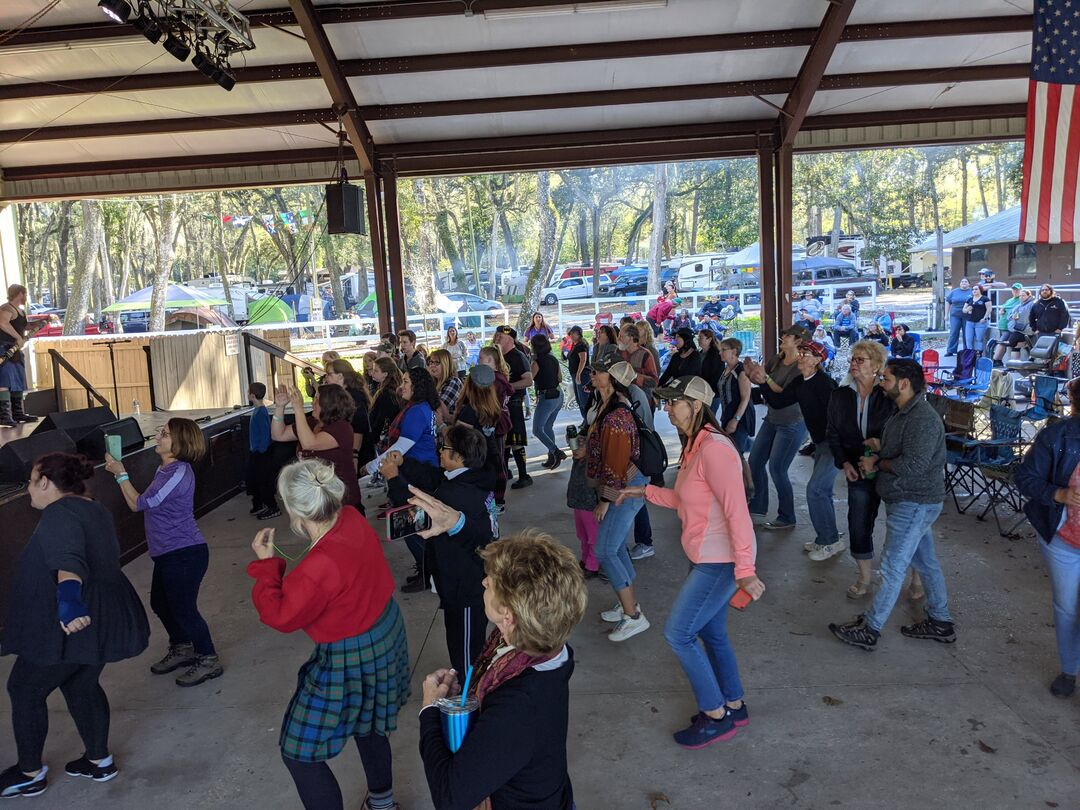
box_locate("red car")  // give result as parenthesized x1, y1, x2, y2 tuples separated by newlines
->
(29, 314, 111, 337)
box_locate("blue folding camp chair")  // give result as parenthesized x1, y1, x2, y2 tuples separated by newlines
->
(955, 357, 993, 402)
(951, 404, 1024, 515)
(1023, 374, 1063, 421)
(932, 349, 977, 393)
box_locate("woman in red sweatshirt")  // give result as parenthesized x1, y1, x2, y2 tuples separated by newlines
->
(619, 375, 765, 751)
(248, 459, 409, 810)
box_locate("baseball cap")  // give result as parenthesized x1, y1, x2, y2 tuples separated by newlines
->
(607, 360, 637, 388)
(469, 363, 495, 388)
(591, 355, 620, 374)
(780, 325, 812, 342)
(979, 267, 993, 276)
(654, 375, 714, 405)
(1011, 282, 1024, 290)
(495, 325, 517, 339)
(800, 340, 828, 363)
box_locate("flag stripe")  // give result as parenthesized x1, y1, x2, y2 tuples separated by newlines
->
(1022, 81, 1047, 243)
(1020, 80, 1038, 242)
(1036, 82, 1061, 244)
(1061, 95, 1080, 244)
(1048, 85, 1073, 241)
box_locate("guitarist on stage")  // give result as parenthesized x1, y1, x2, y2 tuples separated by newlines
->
(0, 284, 45, 428)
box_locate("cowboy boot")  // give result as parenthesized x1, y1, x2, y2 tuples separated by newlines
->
(10, 393, 36, 423)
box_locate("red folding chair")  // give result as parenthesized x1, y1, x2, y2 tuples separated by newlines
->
(921, 349, 940, 384)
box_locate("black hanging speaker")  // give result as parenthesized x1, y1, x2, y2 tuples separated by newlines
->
(326, 182, 365, 235)
(0, 431, 77, 483)
(75, 417, 145, 461)
(33, 407, 117, 443)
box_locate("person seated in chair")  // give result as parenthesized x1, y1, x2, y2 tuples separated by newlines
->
(831, 305, 859, 347)
(794, 308, 817, 334)
(890, 324, 916, 359)
(864, 321, 890, 348)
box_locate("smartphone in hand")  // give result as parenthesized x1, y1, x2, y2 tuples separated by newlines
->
(385, 504, 432, 541)
(729, 588, 753, 611)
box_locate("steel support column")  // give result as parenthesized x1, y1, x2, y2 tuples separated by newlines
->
(381, 169, 408, 332)
(364, 172, 391, 335)
(773, 143, 794, 333)
(757, 140, 778, 361)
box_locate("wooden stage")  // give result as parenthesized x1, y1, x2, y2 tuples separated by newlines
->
(0, 407, 259, 627)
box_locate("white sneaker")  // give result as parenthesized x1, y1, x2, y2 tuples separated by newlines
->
(803, 541, 822, 553)
(808, 540, 848, 562)
(608, 611, 650, 642)
(600, 603, 627, 623)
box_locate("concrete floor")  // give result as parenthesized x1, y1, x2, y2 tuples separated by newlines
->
(1, 408, 1078, 809)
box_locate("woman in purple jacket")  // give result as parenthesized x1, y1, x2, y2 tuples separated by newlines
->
(105, 417, 223, 688)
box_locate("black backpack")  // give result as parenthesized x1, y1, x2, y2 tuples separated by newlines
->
(618, 400, 668, 478)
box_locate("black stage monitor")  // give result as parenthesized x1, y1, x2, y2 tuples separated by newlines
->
(0, 431, 77, 484)
(33, 406, 117, 443)
(326, 182, 365, 235)
(75, 417, 145, 461)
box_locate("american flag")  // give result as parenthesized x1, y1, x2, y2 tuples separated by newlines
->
(1020, 0, 1080, 243)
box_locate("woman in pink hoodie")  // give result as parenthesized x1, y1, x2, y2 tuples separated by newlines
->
(619, 374, 765, 751)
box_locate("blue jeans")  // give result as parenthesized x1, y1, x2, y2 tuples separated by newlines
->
(846, 477, 882, 560)
(532, 391, 563, 455)
(748, 420, 807, 524)
(865, 501, 951, 632)
(634, 502, 652, 546)
(1040, 535, 1080, 675)
(832, 328, 859, 346)
(573, 381, 590, 419)
(595, 473, 647, 591)
(663, 563, 744, 711)
(946, 313, 966, 355)
(963, 321, 988, 353)
(807, 442, 839, 545)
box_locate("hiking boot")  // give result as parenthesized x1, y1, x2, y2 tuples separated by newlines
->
(150, 643, 195, 675)
(510, 475, 533, 489)
(900, 618, 956, 644)
(629, 543, 655, 560)
(829, 616, 879, 651)
(0, 765, 47, 798)
(65, 756, 118, 783)
(175, 654, 223, 687)
(1050, 673, 1076, 698)
(808, 540, 848, 562)
(803, 541, 823, 553)
(608, 611, 650, 642)
(673, 710, 737, 749)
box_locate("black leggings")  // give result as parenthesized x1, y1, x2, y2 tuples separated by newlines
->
(282, 734, 392, 810)
(150, 544, 216, 656)
(7, 658, 109, 771)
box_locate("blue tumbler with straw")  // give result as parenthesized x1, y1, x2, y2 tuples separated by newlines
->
(437, 665, 477, 753)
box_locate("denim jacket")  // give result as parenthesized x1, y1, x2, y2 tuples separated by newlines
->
(1015, 417, 1080, 543)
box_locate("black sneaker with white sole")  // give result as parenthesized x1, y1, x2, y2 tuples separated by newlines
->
(829, 615, 880, 651)
(0, 764, 47, 798)
(65, 757, 117, 783)
(257, 507, 281, 521)
(900, 618, 956, 644)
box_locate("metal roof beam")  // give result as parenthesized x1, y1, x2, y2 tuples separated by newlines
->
(0, 64, 1027, 145)
(0, 103, 1026, 186)
(287, 0, 375, 173)
(0, 0, 624, 49)
(0, 15, 1031, 102)
(780, 0, 856, 147)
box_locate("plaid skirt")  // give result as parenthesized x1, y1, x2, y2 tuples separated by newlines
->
(506, 398, 528, 448)
(279, 599, 411, 762)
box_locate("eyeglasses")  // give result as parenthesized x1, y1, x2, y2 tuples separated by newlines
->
(156, 427, 171, 439)
(437, 442, 456, 454)
(850, 357, 869, 365)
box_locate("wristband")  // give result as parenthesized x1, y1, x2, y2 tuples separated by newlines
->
(447, 512, 466, 536)
(57, 579, 89, 625)
(114, 474, 129, 484)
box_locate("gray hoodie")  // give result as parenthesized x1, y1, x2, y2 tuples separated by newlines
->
(1007, 297, 1035, 333)
(875, 393, 946, 505)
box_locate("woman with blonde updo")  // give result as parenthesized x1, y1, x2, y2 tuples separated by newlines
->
(249, 459, 409, 810)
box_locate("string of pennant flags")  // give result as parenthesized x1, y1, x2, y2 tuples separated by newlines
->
(216, 210, 316, 234)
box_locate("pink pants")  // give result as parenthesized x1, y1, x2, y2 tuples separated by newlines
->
(574, 509, 599, 572)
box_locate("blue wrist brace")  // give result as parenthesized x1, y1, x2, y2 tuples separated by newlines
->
(57, 580, 89, 625)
